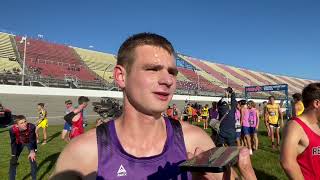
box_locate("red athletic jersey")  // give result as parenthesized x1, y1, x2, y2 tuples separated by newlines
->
(69, 112, 84, 139)
(294, 118, 320, 180)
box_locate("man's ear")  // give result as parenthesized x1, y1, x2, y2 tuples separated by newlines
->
(114, 65, 126, 89)
(313, 99, 320, 109)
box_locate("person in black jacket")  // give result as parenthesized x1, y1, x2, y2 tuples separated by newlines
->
(216, 87, 237, 146)
(9, 115, 37, 180)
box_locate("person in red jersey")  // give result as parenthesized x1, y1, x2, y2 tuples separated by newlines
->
(65, 96, 89, 139)
(281, 83, 320, 180)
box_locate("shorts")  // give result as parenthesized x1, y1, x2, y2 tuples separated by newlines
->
(63, 122, 72, 131)
(242, 126, 256, 135)
(202, 116, 208, 119)
(216, 131, 236, 147)
(236, 132, 241, 139)
(37, 119, 48, 128)
(269, 123, 280, 128)
(182, 115, 188, 121)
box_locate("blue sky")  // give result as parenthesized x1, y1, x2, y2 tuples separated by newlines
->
(1, 0, 319, 80)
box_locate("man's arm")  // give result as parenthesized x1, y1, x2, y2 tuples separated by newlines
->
(230, 92, 237, 108)
(9, 128, 17, 155)
(64, 104, 86, 124)
(278, 105, 284, 126)
(264, 106, 269, 123)
(71, 104, 86, 122)
(255, 109, 260, 129)
(29, 124, 37, 151)
(280, 120, 305, 180)
(51, 129, 98, 180)
(181, 122, 223, 180)
(240, 108, 245, 126)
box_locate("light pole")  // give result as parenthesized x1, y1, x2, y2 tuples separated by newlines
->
(246, 78, 251, 86)
(221, 73, 228, 87)
(20, 36, 27, 86)
(197, 72, 200, 92)
(102, 63, 112, 81)
(226, 76, 229, 87)
(194, 70, 200, 92)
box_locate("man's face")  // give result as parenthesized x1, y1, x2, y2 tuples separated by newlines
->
(82, 102, 88, 108)
(173, 104, 177, 109)
(17, 119, 28, 131)
(37, 105, 42, 111)
(121, 45, 177, 115)
(65, 103, 72, 109)
(269, 98, 275, 104)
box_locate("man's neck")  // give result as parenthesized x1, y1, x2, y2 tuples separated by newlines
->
(301, 109, 319, 125)
(117, 104, 166, 140)
(114, 100, 167, 157)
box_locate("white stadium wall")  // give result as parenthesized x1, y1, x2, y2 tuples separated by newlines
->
(0, 85, 272, 103)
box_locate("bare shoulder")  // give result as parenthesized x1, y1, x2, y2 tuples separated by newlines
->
(283, 120, 304, 141)
(52, 128, 98, 178)
(285, 120, 303, 133)
(180, 121, 214, 153)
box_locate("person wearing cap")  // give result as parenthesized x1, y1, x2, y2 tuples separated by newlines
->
(216, 87, 237, 146)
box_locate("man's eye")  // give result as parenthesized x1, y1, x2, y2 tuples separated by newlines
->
(147, 68, 158, 71)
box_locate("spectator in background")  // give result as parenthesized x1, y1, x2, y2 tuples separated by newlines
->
(217, 87, 237, 147)
(186, 103, 193, 124)
(262, 101, 270, 136)
(166, 105, 173, 119)
(292, 93, 304, 118)
(235, 101, 242, 146)
(9, 115, 37, 180)
(35, 103, 48, 145)
(265, 96, 283, 150)
(67, 96, 89, 139)
(247, 101, 260, 152)
(172, 103, 180, 121)
(209, 101, 219, 141)
(61, 100, 74, 142)
(201, 104, 209, 129)
(209, 102, 218, 120)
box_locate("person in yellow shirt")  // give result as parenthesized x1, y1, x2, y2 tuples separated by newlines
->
(36, 103, 48, 145)
(201, 104, 209, 129)
(265, 96, 283, 150)
(292, 93, 304, 118)
(186, 103, 193, 124)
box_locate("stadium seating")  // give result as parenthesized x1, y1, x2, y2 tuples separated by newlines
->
(0, 57, 21, 73)
(73, 47, 116, 83)
(0, 33, 20, 74)
(0, 32, 16, 59)
(14, 36, 97, 81)
(178, 67, 225, 93)
(0, 31, 315, 96)
(179, 55, 244, 92)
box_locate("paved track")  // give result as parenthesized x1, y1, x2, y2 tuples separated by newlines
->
(0, 94, 212, 125)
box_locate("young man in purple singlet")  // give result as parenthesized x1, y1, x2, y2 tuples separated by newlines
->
(52, 33, 256, 180)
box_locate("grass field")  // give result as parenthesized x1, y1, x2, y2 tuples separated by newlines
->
(0, 120, 287, 180)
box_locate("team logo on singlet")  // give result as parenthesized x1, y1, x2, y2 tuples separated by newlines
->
(117, 164, 127, 177)
(312, 146, 320, 155)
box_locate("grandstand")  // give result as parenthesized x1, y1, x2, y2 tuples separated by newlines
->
(0, 31, 316, 98)
(73, 47, 116, 83)
(0, 33, 20, 72)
